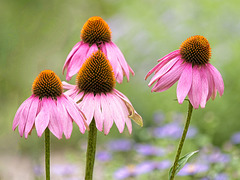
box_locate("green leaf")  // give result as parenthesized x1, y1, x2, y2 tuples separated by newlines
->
(168, 150, 199, 180)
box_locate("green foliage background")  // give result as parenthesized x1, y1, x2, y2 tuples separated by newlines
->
(0, 0, 240, 178)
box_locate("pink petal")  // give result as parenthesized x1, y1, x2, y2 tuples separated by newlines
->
(57, 96, 73, 139)
(146, 50, 181, 80)
(47, 99, 62, 139)
(100, 93, 113, 135)
(63, 95, 87, 134)
(103, 43, 122, 82)
(93, 94, 103, 132)
(110, 42, 131, 81)
(148, 57, 179, 86)
(79, 93, 95, 125)
(108, 93, 125, 133)
(13, 95, 33, 131)
(18, 96, 34, 137)
(63, 42, 81, 74)
(200, 66, 209, 108)
(207, 64, 224, 96)
(204, 67, 215, 100)
(86, 44, 98, 58)
(66, 42, 90, 81)
(157, 50, 180, 62)
(177, 63, 192, 104)
(35, 98, 50, 137)
(24, 97, 40, 138)
(152, 60, 185, 92)
(188, 66, 202, 109)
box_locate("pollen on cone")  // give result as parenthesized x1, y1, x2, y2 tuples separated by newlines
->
(180, 35, 211, 65)
(81, 16, 112, 45)
(77, 50, 115, 94)
(32, 70, 63, 99)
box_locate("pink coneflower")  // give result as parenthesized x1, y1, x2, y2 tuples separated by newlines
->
(64, 50, 143, 135)
(146, 35, 224, 109)
(12, 70, 88, 139)
(63, 16, 134, 83)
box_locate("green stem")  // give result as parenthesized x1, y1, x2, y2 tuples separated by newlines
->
(170, 101, 193, 180)
(85, 120, 97, 180)
(45, 128, 50, 180)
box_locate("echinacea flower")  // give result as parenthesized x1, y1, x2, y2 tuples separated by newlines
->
(146, 35, 224, 109)
(63, 50, 142, 134)
(12, 70, 88, 139)
(63, 16, 134, 83)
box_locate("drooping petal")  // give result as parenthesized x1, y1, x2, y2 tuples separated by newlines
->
(110, 42, 132, 80)
(200, 66, 209, 108)
(207, 64, 224, 96)
(79, 93, 95, 125)
(157, 50, 180, 62)
(63, 95, 87, 133)
(93, 94, 103, 132)
(12, 95, 33, 131)
(177, 63, 192, 104)
(66, 42, 90, 81)
(57, 96, 72, 139)
(114, 89, 143, 127)
(63, 42, 81, 74)
(204, 66, 215, 100)
(152, 60, 185, 92)
(24, 97, 40, 138)
(102, 42, 122, 82)
(35, 98, 50, 137)
(18, 96, 34, 137)
(108, 93, 125, 133)
(148, 57, 179, 86)
(100, 93, 113, 135)
(47, 99, 62, 139)
(188, 66, 202, 109)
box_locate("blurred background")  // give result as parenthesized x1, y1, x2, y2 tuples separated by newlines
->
(1, 0, 240, 179)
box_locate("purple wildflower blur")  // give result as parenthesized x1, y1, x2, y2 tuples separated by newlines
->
(107, 139, 133, 152)
(135, 144, 165, 156)
(178, 163, 209, 176)
(231, 132, 240, 144)
(96, 151, 112, 162)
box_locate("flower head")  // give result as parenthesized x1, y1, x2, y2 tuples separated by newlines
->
(146, 35, 224, 109)
(64, 50, 142, 134)
(13, 70, 88, 139)
(63, 16, 134, 83)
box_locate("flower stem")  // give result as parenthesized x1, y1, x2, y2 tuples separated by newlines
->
(85, 119, 97, 180)
(45, 128, 50, 180)
(170, 101, 193, 180)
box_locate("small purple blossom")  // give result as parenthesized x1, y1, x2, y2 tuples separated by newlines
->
(114, 160, 171, 179)
(135, 144, 165, 156)
(214, 173, 229, 180)
(107, 139, 133, 152)
(96, 151, 112, 162)
(231, 132, 240, 144)
(153, 122, 197, 139)
(208, 151, 230, 164)
(178, 163, 209, 176)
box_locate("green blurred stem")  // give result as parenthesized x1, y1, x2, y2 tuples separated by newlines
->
(45, 128, 50, 180)
(170, 101, 193, 180)
(85, 120, 97, 180)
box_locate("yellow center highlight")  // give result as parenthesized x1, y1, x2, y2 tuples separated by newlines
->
(180, 35, 211, 65)
(32, 70, 62, 99)
(77, 50, 115, 94)
(81, 16, 112, 46)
